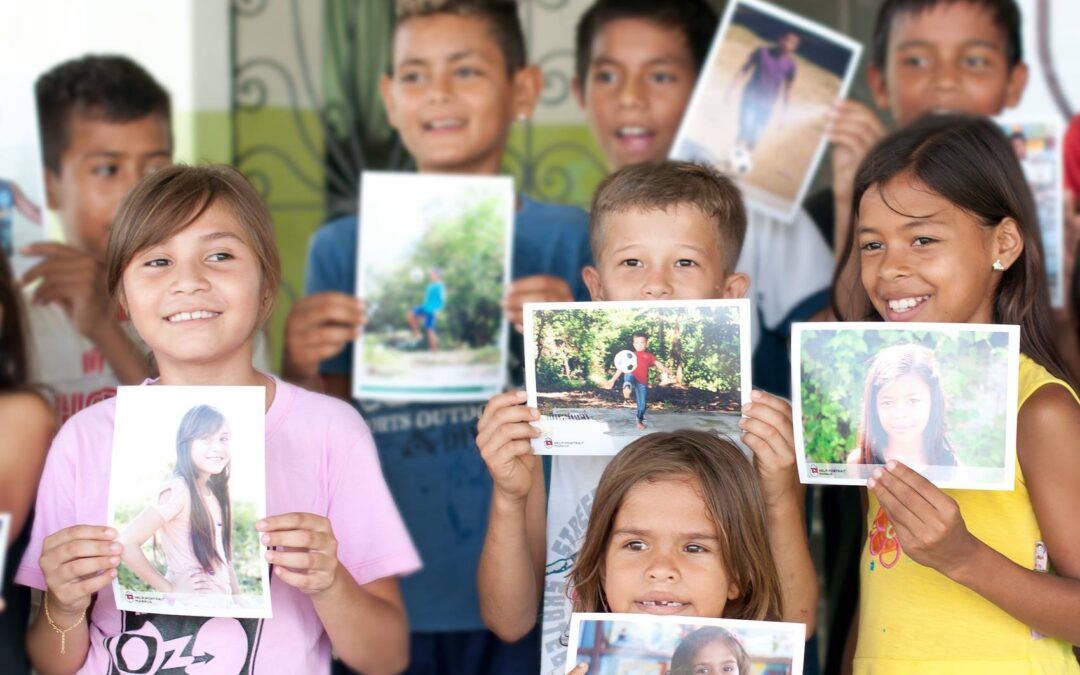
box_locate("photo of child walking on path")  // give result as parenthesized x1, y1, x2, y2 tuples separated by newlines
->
(602, 332, 672, 430)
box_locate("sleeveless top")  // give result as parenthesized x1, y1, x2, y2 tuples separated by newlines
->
(854, 355, 1080, 674)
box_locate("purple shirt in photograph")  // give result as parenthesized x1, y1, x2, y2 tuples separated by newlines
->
(743, 46, 796, 104)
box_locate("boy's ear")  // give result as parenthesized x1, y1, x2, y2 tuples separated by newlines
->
(582, 265, 602, 301)
(511, 65, 544, 120)
(378, 73, 400, 130)
(866, 63, 891, 113)
(44, 168, 61, 210)
(994, 216, 1024, 270)
(719, 272, 750, 300)
(1003, 62, 1029, 110)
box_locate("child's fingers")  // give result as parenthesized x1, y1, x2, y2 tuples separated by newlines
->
(50, 568, 117, 609)
(273, 565, 331, 593)
(261, 528, 336, 556)
(478, 420, 541, 458)
(738, 418, 794, 466)
(868, 469, 928, 530)
(476, 406, 539, 447)
(265, 549, 333, 572)
(478, 390, 528, 423)
(567, 663, 590, 675)
(56, 554, 121, 585)
(257, 512, 329, 534)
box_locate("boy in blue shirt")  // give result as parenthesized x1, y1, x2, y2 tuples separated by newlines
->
(408, 266, 446, 352)
(281, 1, 592, 673)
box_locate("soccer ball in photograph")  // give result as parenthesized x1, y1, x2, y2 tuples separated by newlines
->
(409, 267, 424, 282)
(613, 349, 637, 374)
(725, 146, 753, 177)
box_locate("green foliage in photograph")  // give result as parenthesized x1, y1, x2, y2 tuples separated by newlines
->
(533, 306, 743, 399)
(366, 191, 506, 349)
(114, 498, 264, 595)
(800, 329, 1011, 465)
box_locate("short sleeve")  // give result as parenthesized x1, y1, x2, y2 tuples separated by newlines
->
(150, 478, 188, 523)
(15, 423, 81, 590)
(327, 414, 421, 585)
(305, 217, 358, 377)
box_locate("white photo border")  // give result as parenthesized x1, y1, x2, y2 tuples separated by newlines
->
(565, 612, 807, 675)
(790, 321, 1021, 490)
(670, 0, 864, 223)
(0, 512, 10, 589)
(107, 385, 272, 619)
(352, 171, 514, 402)
(524, 299, 753, 456)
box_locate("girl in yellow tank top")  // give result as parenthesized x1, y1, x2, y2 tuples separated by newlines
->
(834, 114, 1080, 674)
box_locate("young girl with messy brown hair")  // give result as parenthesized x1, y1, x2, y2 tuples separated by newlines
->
(565, 430, 785, 674)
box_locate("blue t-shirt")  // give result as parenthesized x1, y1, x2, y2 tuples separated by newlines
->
(305, 194, 592, 632)
(421, 280, 446, 314)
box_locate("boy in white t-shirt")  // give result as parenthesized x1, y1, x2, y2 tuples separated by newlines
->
(23, 55, 172, 420)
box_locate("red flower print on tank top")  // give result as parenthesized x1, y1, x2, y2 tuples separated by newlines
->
(868, 506, 902, 568)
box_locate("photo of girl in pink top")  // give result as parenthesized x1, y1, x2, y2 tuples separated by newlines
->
(118, 404, 240, 597)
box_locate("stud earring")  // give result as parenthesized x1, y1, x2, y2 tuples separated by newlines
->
(992, 259, 1005, 271)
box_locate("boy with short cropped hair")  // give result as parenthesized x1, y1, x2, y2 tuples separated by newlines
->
(283, 1, 593, 673)
(25, 55, 172, 420)
(476, 161, 817, 672)
(573, 0, 834, 397)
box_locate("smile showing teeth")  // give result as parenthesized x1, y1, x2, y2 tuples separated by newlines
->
(616, 126, 651, 138)
(167, 310, 219, 323)
(638, 600, 686, 607)
(887, 295, 929, 313)
(425, 119, 464, 130)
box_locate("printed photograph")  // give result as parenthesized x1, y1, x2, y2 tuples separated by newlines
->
(0, 81, 46, 276)
(670, 0, 862, 221)
(107, 386, 271, 618)
(792, 323, 1020, 489)
(567, 613, 806, 675)
(524, 300, 751, 456)
(354, 172, 513, 401)
(1000, 120, 1065, 308)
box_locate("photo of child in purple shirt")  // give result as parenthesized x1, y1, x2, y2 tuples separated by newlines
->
(730, 31, 800, 152)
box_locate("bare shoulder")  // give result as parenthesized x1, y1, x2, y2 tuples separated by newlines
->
(1018, 382, 1080, 465)
(0, 389, 56, 436)
(1019, 383, 1080, 429)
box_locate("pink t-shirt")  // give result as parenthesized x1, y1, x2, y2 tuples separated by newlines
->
(17, 377, 421, 674)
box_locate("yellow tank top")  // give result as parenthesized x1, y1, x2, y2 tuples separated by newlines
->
(854, 355, 1080, 675)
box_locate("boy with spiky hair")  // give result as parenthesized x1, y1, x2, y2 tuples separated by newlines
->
(26, 55, 173, 420)
(284, 1, 593, 673)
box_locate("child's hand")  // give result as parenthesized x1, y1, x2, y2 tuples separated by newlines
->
(567, 664, 589, 675)
(258, 513, 341, 596)
(502, 275, 573, 332)
(739, 390, 800, 507)
(38, 525, 121, 616)
(868, 461, 980, 578)
(476, 390, 540, 504)
(20, 243, 112, 340)
(283, 292, 365, 380)
(826, 100, 887, 243)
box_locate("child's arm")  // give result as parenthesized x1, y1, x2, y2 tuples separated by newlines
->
(27, 525, 120, 675)
(282, 292, 365, 394)
(116, 508, 172, 593)
(869, 384, 1080, 643)
(257, 513, 409, 675)
(603, 369, 621, 389)
(502, 275, 574, 332)
(20, 242, 151, 385)
(739, 390, 818, 635)
(476, 390, 548, 641)
(824, 101, 889, 320)
(0, 392, 54, 544)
